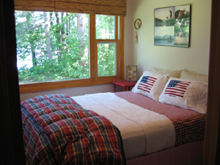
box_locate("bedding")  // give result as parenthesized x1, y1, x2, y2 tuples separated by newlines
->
(21, 94, 125, 164)
(115, 92, 206, 147)
(180, 68, 208, 82)
(21, 91, 206, 164)
(132, 71, 170, 101)
(72, 92, 175, 159)
(73, 91, 206, 159)
(126, 140, 204, 165)
(159, 77, 208, 114)
(149, 67, 182, 78)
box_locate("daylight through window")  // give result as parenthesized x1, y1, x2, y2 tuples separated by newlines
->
(15, 11, 124, 93)
(16, 11, 90, 83)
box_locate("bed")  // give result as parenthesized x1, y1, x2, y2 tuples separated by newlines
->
(21, 68, 208, 165)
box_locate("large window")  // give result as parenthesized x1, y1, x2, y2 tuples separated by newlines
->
(16, 11, 89, 83)
(15, 11, 124, 93)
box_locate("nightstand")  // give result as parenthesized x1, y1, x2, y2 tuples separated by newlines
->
(112, 80, 136, 92)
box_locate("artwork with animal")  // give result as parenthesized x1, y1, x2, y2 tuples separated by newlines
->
(175, 9, 186, 19)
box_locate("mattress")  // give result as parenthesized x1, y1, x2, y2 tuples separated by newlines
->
(72, 91, 205, 159)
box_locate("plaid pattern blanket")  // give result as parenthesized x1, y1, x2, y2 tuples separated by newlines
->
(21, 94, 125, 165)
(115, 92, 206, 147)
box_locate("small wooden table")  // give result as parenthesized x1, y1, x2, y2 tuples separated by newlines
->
(112, 80, 136, 92)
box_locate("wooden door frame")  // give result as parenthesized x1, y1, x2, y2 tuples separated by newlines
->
(203, 0, 220, 164)
(0, 0, 25, 164)
(1, 0, 219, 164)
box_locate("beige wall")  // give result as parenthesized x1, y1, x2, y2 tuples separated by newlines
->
(20, 84, 114, 102)
(20, 0, 212, 101)
(124, 0, 211, 78)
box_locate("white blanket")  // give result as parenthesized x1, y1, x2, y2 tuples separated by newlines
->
(72, 93, 175, 159)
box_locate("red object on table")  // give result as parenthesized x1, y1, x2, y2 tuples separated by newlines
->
(112, 80, 137, 92)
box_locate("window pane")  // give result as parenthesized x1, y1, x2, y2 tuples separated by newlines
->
(97, 42, 116, 76)
(118, 16, 120, 39)
(96, 15, 115, 39)
(15, 11, 89, 84)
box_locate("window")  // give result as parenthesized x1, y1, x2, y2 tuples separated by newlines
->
(96, 15, 116, 77)
(16, 11, 89, 83)
(16, 11, 124, 93)
(97, 42, 116, 76)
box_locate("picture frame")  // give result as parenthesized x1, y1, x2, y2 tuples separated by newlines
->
(154, 4, 191, 47)
(126, 65, 137, 82)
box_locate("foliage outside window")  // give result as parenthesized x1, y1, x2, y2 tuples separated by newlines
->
(16, 11, 124, 93)
(16, 11, 89, 83)
(97, 42, 116, 76)
(96, 15, 116, 77)
(96, 15, 115, 39)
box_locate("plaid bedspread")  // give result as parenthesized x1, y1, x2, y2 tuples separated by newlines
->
(21, 94, 125, 165)
(115, 92, 206, 147)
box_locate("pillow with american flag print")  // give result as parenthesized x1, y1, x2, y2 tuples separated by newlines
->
(132, 71, 170, 101)
(159, 77, 208, 114)
(149, 67, 182, 78)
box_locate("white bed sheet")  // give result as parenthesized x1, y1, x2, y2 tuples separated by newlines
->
(72, 92, 175, 159)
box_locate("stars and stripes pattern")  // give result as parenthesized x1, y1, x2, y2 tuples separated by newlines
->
(137, 76, 157, 93)
(164, 80, 191, 97)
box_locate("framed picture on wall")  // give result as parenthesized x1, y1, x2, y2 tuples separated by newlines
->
(126, 65, 137, 82)
(154, 4, 191, 47)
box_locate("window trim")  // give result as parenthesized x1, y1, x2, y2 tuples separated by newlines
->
(14, 0, 126, 16)
(19, 15, 124, 93)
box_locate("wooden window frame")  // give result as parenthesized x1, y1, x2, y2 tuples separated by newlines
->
(19, 14, 124, 93)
